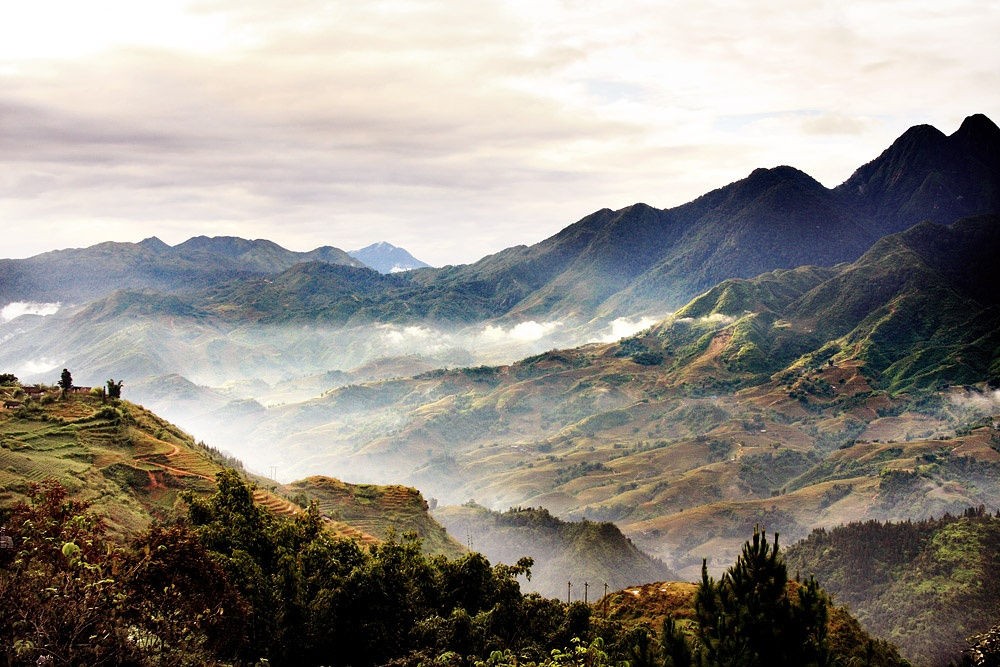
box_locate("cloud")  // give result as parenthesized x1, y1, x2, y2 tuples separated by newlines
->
(949, 388, 1000, 414)
(1, 301, 61, 322)
(675, 313, 737, 326)
(480, 320, 564, 343)
(16, 357, 60, 376)
(0, 1, 997, 265)
(600, 316, 660, 343)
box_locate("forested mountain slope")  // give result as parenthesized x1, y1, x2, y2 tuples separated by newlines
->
(785, 509, 1000, 666)
(434, 504, 674, 598)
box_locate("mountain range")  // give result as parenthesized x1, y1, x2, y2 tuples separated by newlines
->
(0, 235, 364, 306)
(149, 211, 997, 586)
(3, 114, 997, 326)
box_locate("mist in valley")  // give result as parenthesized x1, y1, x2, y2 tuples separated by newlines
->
(0, 299, 661, 476)
(4, 291, 999, 581)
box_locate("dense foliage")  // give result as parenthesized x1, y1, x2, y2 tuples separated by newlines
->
(2, 474, 906, 666)
(785, 508, 1000, 665)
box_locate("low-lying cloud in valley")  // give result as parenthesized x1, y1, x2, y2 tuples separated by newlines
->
(599, 316, 660, 342)
(1, 301, 61, 322)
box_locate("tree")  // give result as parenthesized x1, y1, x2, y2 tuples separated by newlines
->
(57, 368, 73, 396)
(106, 378, 124, 399)
(0, 480, 137, 665)
(694, 527, 831, 667)
(0, 373, 18, 386)
(661, 615, 693, 667)
(124, 523, 249, 663)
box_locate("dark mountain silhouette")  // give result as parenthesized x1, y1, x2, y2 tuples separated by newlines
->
(401, 114, 1000, 320)
(836, 113, 1000, 237)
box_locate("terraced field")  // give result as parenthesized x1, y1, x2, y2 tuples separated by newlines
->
(0, 385, 450, 552)
(0, 391, 224, 531)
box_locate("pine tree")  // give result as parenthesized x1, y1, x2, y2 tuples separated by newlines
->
(694, 527, 831, 667)
(661, 615, 693, 667)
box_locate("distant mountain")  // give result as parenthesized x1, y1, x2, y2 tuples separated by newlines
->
(4, 115, 996, 326)
(349, 242, 431, 273)
(836, 113, 1000, 238)
(410, 114, 1000, 320)
(0, 235, 363, 305)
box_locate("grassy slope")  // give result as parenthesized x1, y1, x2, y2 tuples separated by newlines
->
(0, 388, 220, 534)
(0, 386, 457, 556)
(283, 476, 464, 558)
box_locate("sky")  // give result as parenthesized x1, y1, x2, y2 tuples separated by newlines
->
(1, 0, 998, 267)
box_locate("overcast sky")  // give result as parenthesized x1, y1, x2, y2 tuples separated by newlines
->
(1, 1, 998, 266)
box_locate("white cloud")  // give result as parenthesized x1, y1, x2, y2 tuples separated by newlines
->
(949, 388, 1000, 413)
(676, 313, 737, 326)
(478, 320, 564, 344)
(600, 316, 660, 343)
(510, 320, 562, 341)
(1, 302, 61, 322)
(17, 357, 60, 376)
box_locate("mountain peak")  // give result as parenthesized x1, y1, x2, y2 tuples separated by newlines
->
(898, 122, 947, 141)
(748, 164, 813, 180)
(349, 242, 431, 274)
(137, 236, 169, 252)
(957, 112, 999, 131)
(741, 165, 823, 193)
(954, 112, 1000, 145)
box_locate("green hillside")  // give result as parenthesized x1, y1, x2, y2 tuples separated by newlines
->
(0, 382, 461, 554)
(785, 509, 1000, 666)
(0, 383, 222, 534)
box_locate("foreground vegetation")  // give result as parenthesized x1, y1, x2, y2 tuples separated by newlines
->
(1, 471, 905, 666)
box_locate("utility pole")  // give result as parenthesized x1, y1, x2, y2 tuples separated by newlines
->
(567, 581, 572, 605)
(584, 581, 589, 605)
(603, 583, 609, 617)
